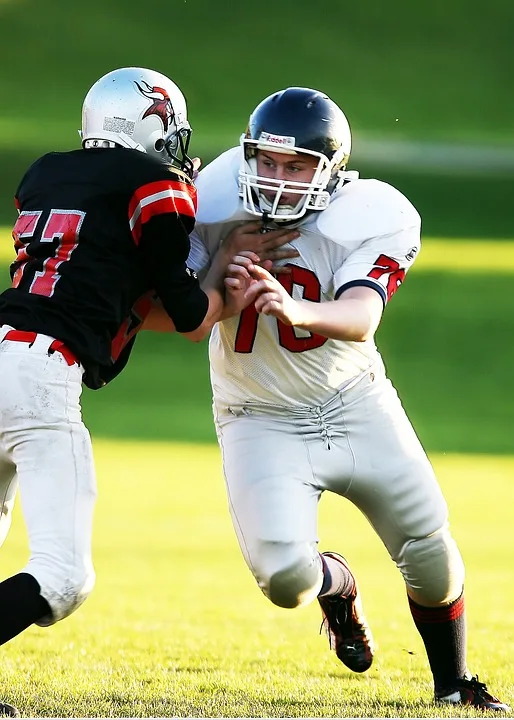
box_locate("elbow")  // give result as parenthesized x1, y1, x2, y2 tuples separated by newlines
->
(189, 331, 208, 343)
(182, 333, 203, 343)
(352, 328, 374, 343)
(181, 305, 221, 342)
(181, 322, 211, 343)
(349, 311, 380, 343)
(340, 320, 376, 343)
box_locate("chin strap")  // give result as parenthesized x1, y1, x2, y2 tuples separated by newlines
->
(115, 132, 146, 152)
(260, 211, 272, 233)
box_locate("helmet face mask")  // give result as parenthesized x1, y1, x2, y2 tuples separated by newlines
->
(239, 87, 351, 222)
(81, 67, 194, 177)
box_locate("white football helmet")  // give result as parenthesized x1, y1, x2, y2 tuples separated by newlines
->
(239, 87, 352, 221)
(81, 67, 194, 176)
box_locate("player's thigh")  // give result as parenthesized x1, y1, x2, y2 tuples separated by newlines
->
(4, 356, 97, 576)
(345, 373, 448, 558)
(15, 422, 96, 551)
(215, 411, 321, 552)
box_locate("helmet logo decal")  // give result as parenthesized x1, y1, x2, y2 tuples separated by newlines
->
(135, 81, 174, 131)
(258, 131, 296, 148)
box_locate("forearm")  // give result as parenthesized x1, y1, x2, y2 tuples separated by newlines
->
(144, 251, 228, 338)
(199, 286, 224, 327)
(145, 287, 223, 339)
(199, 250, 227, 321)
(142, 304, 176, 332)
(290, 298, 379, 342)
(181, 258, 226, 341)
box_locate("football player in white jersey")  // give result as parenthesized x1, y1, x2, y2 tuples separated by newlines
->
(187, 87, 509, 712)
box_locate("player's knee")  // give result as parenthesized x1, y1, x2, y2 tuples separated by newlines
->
(396, 527, 465, 606)
(27, 560, 96, 626)
(256, 542, 323, 609)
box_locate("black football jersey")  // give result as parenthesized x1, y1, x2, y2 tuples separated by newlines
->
(0, 147, 209, 389)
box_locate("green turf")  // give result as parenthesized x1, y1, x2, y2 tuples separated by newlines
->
(1, 0, 513, 148)
(1, 1, 513, 234)
(0, 440, 512, 717)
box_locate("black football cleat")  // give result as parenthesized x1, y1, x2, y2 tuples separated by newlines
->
(436, 675, 511, 712)
(318, 552, 374, 673)
(0, 703, 19, 718)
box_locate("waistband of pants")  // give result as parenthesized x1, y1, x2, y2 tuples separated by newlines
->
(218, 360, 386, 419)
(0, 328, 79, 367)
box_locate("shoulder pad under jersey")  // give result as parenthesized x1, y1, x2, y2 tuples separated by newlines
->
(196, 147, 248, 224)
(314, 178, 421, 246)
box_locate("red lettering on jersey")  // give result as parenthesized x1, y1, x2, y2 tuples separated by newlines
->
(367, 254, 405, 301)
(12, 210, 42, 245)
(234, 304, 259, 353)
(11, 209, 82, 294)
(11, 211, 43, 287)
(30, 211, 84, 297)
(234, 264, 327, 354)
(129, 180, 197, 245)
(276, 266, 327, 352)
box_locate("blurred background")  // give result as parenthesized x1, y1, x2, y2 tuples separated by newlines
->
(0, 0, 513, 454)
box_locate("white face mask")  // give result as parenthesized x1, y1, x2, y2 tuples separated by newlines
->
(238, 137, 346, 222)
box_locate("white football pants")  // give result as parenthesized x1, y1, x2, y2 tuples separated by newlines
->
(0, 325, 96, 624)
(214, 361, 465, 609)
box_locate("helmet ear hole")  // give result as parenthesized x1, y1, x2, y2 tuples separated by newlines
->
(154, 138, 165, 152)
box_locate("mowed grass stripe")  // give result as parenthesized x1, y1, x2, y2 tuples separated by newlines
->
(413, 239, 514, 273)
(0, 439, 512, 717)
(1, 227, 514, 272)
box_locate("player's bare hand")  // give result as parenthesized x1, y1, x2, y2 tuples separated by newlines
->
(222, 222, 300, 272)
(245, 264, 303, 326)
(224, 251, 272, 315)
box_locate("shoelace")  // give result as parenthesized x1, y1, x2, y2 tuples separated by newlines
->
(320, 597, 355, 640)
(463, 675, 499, 702)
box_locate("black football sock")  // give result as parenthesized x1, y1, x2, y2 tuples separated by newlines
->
(318, 553, 356, 597)
(0, 572, 52, 645)
(408, 591, 467, 692)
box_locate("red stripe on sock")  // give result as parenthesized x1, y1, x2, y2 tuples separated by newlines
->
(409, 594, 465, 624)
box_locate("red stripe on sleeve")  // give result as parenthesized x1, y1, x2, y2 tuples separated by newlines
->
(128, 179, 197, 245)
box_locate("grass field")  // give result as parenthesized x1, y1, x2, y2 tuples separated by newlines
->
(1, 2, 512, 715)
(1, 1, 513, 235)
(0, 228, 512, 716)
(0, 440, 512, 718)
(1, 0, 513, 149)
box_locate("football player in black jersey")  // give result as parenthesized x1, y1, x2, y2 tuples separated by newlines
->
(0, 66, 279, 716)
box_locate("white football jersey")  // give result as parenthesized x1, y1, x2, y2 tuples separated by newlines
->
(189, 147, 421, 408)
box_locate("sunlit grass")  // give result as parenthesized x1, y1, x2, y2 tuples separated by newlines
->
(0, 440, 511, 717)
(412, 239, 514, 273)
(0, 227, 13, 263)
